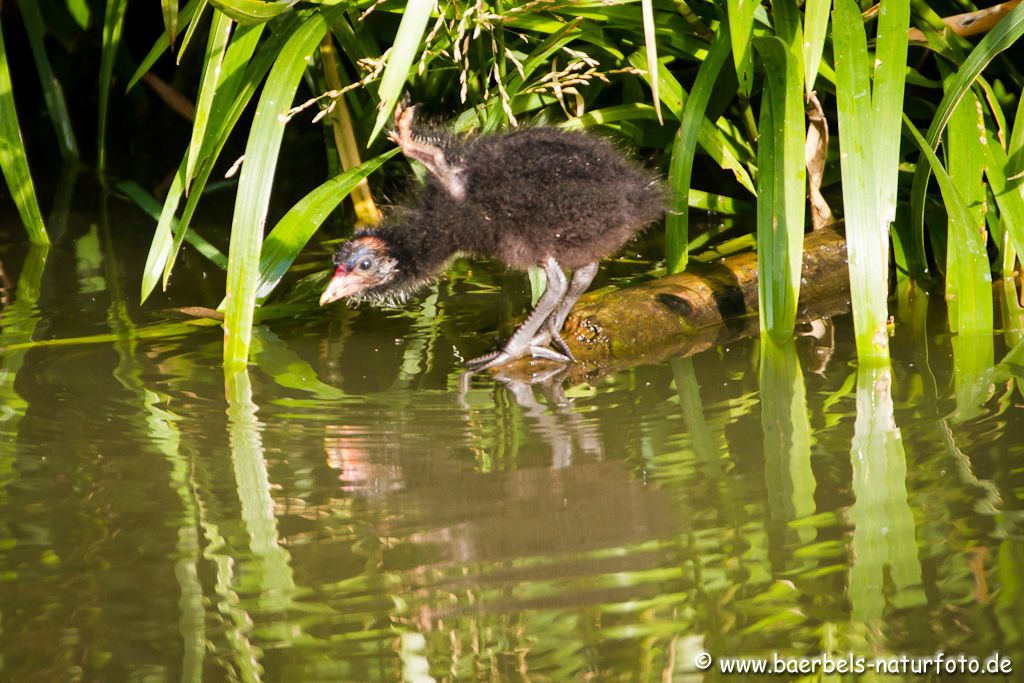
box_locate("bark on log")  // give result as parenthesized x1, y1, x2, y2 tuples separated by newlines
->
(502, 225, 850, 379)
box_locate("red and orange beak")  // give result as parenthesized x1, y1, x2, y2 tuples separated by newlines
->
(319, 267, 364, 306)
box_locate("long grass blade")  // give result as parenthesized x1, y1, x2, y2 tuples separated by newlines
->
(558, 103, 659, 130)
(833, 0, 887, 361)
(223, 12, 333, 370)
(254, 149, 399, 302)
(368, 0, 435, 144)
(752, 35, 804, 342)
(727, 0, 759, 98)
(162, 0, 179, 46)
(98, 0, 129, 174)
(19, 2, 79, 162)
(1010, 86, 1024, 180)
(0, 19, 49, 245)
(209, 0, 292, 25)
(908, 0, 1024, 271)
(161, 23, 273, 287)
(666, 27, 730, 274)
(986, 121, 1024, 263)
(873, 0, 910, 267)
(186, 9, 235, 193)
(127, 0, 206, 91)
(629, 50, 756, 196)
(142, 168, 186, 301)
(117, 181, 228, 269)
(903, 115, 984, 328)
(178, 0, 210, 62)
(803, 0, 830, 93)
(945, 86, 992, 335)
(140, 22, 269, 302)
(640, 0, 662, 125)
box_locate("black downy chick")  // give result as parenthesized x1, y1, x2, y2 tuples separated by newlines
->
(320, 103, 665, 370)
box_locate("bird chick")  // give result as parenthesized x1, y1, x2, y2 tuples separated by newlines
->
(320, 103, 665, 370)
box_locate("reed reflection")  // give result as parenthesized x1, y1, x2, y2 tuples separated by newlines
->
(848, 363, 924, 623)
(759, 338, 816, 561)
(222, 368, 297, 675)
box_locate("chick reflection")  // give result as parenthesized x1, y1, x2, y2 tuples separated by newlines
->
(490, 367, 604, 467)
(324, 425, 405, 495)
(403, 458, 678, 629)
(320, 388, 677, 630)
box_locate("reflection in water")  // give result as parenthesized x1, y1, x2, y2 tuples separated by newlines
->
(759, 339, 816, 563)
(225, 369, 296, 625)
(848, 364, 924, 623)
(492, 371, 605, 467)
(2, 203, 1024, 679)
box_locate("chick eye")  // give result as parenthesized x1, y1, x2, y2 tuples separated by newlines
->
(358, 259, 372, 271)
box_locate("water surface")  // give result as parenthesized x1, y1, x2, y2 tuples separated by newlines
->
(1, 185, 1023, 681)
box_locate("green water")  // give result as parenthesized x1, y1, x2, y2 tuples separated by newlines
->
(1, 187, 1023, 682)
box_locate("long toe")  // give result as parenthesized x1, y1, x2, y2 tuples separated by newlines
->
(530, 329, 552, 349)
(529, 346, 571, 363)
(465, 344, 569, 372)
(464, 349, 507, 371)
(547, 326, 576, 362)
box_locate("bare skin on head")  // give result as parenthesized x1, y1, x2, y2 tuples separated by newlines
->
(320, 102, 665, 371)
(319, 235, 397, 305)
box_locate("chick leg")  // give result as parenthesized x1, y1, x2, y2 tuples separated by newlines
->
(388, 102, 466, 199)
(466, 257, 569, 371)
(530, 261, 599, 360)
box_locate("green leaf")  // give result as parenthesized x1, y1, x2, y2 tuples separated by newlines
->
(368, 0, 434, 144)
(254, 149, 399, 303)
(19, 1, 79, 162)
(116, 181, 228, 269)
(803, 0, 830, 93)
(753, 35, 804, 342)
(161, 22, 269, 287)
(640, 0, 662, 125)
(727, 0, 759, 98)
(666, 26, 730, 275)
(0, 18, 49, 245)
(223, 11, 335, 370)
(140, 21, 270, 302)
(872, 0, 910, 237)
(65, 0, 91, 28)
(185, 9, 235, 193)
(209, 0, 294, 25)
(126, 0, 205, 91)
(909, 0, 1024, 275)
(1009, 83, 1024, 182)
(833, 0, 889, 361)
(162, 0, 179, 45)
(903, 115, 983, 329)
(990, 96, 1024, 267)
(177, 0, 210, 63)
(629, 50, 756, 196)
(98, 0, 128, 174)
(945, 85, 992, 335)
(558, 103, 661, 131)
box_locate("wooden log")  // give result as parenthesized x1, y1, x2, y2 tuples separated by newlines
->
(501, 225, 850, 379)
